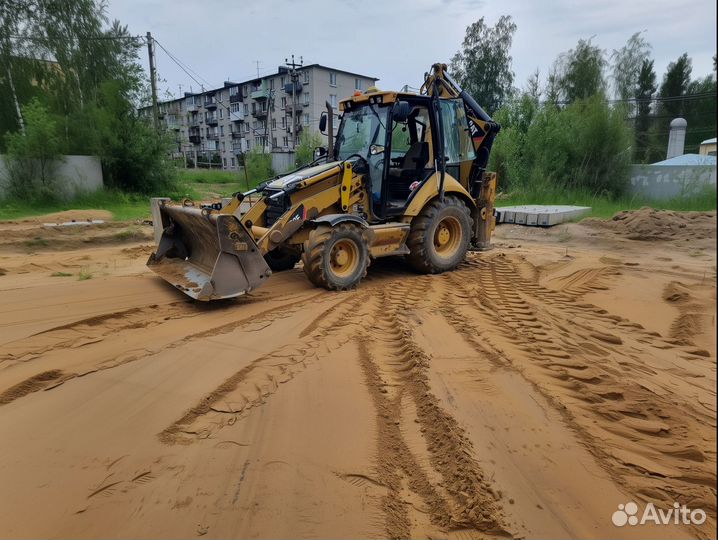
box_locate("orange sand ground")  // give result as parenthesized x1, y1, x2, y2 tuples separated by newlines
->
(0, 209, 715, 539)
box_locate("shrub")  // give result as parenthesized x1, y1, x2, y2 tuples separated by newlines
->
(245, 147, 274, 186)
(490, 94, 633, 198)
(295, 131, 324, 167)
(2, 99, 62, 200)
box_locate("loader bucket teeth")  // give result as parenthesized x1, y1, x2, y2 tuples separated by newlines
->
(147, 205, 271, 301)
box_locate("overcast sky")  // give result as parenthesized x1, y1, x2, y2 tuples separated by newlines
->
(108, 0, 716, 100)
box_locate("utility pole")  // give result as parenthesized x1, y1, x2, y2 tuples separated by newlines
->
(146, 31, 159, 130)
(285, 55, 303, 149)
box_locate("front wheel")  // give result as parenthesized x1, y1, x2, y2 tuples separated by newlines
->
(302, 224, 369, 290)
(406, 196, 472, 273)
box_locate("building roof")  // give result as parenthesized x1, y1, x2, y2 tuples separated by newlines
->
(700, 137, 717, 145)
(173, 63, 378, 99)
(651, 154, 717, 166)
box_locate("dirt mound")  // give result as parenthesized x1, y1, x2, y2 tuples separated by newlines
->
(584, 207, 716, 241)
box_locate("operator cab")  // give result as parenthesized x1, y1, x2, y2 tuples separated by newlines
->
(332, 93, 437, 221)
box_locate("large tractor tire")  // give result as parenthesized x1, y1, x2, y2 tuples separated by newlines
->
(302, 224, 369, 290)
(264, 247, 300, 272)
(407, 196, 472, 274)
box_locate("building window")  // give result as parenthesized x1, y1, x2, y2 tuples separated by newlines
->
(231, 157, 235, 167)
(219, 108, 223, 119)
(281, 116, 286, 129)
(243, 103, 249, 115)
(283, 136, 288, 147)
(304, 71, 310, 84)
(242, 85, 248, 97)
(303, 114, 310, 126)
(329, 72, 337, 86)
(272, 137, 277, 148)
(220, 125, 224, 136)
(280, 97, 286, 109)
(280, 76, 285, 87)
(329, 94, 337, 108)
(230, 86, 238, 96)
(271, 118, 277, 130)
(355, 78, 361, 90)
(231, 102, 240, 113)
(222, 141, 225, 151)
(303, 93, 309, 106)
(244, 123, 250, 133)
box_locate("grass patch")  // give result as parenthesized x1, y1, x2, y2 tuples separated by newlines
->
(114, 225, 147, 241)
(0, 184, 201, 222)
(499, 186, 717, 219)
(177, 168, 248, 185)
(51, 271, 73, 277)
(25, 237, 48, 248)
(78, 268, 93, 281)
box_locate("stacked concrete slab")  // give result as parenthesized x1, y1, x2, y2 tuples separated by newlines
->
(496, 205, 591, 227)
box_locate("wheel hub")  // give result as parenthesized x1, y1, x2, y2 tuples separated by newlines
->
(330, 238, 359, 277)
(437, 225, 451, 246)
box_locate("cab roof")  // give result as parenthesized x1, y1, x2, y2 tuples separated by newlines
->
(339, 88, 424, 111)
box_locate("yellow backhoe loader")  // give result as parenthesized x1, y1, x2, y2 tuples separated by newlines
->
(147, 63, 501, 300)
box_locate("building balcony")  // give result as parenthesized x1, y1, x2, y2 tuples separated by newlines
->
(229, 93, 243, 103)
(250, 88, 270, 100)
(186, 103, 198, 112)
(284, 82, 302, 94)
(206, 133, 219, 141)
(204, 98, 217, 109)
(189, 135, 201, 144)
(231, 131, 243, 139)
(285, 102, 304, 114)
(232, 142, 244, 154)
(206, 115, 219, 125)
(230, 110, 244, 122)
(188, 118, 200, 127)
(253, 108, 268, 118)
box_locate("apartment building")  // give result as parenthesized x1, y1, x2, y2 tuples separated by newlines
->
(145, 63, 378, 170)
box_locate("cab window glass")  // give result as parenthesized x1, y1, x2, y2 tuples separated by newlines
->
(439, 99, 476, 164)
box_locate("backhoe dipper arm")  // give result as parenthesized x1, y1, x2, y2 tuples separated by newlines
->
(421, 63, 501, 198)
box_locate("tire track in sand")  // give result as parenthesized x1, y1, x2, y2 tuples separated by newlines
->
(356, 279, 511, 539)
(444, 253, 716, 534)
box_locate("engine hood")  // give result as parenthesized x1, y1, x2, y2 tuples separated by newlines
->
(266, 161, 342, 190)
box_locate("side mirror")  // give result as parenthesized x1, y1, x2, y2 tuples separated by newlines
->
(319, 112, 327, 133)
(315, 146, 327, 157)
(369, 144, 385, 155)
(393, 101, 411, 123)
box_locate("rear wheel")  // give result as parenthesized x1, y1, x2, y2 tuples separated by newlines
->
(264, 247, 300, 272)
(407, 196, 472, 273)
(302, 224, 369, 290)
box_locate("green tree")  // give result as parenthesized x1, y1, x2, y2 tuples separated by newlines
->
(611, 32, 651, 101)
(554, 39, 607, 103)
(1, 0, 175, 196)
(3, 98, 62, 199)
(683, 75, 717, 153)
(633, 59, 658, 163)
(659, 53, 692, 118)
(295, 131, 324, 167)
(450, 15, 517, 113)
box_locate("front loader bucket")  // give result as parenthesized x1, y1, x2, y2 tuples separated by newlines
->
(147, 204, 271, 301)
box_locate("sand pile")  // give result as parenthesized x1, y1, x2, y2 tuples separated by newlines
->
(584, 207, 716, 241)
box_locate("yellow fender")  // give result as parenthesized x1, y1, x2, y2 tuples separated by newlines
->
(403, 172, 475, 217)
